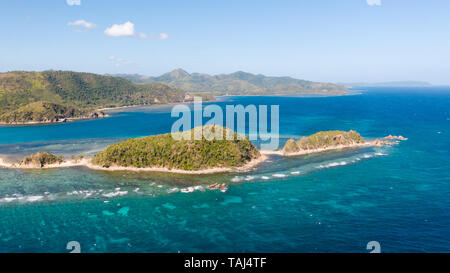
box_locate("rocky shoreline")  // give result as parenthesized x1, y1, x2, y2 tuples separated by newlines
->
(0, 112, 108, 126)
(262, 141, 383, 157)
(0, 154, 268, 174)
(265, 135, 406, 157)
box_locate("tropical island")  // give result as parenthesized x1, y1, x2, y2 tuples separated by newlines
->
(275, 130, 402, 157)
(0, 71, 185, 124)
(90, 125, 262, 173)
(0, 127, 406, 174)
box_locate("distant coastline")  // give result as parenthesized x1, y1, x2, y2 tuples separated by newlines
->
(112, 69, 349, 96)
(0, 70, 349, 126)
(0, 114, 109, 126)
(0, 99, 217, 126)
(0, 93, 362, 126)
(96, 97, 218, 112)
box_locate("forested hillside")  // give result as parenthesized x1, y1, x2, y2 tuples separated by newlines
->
(0, 71, 185, 123)
(115, 69, 348, 95)
(92, 125, 261, 171)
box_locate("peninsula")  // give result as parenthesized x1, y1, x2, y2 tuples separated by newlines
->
(0, 71, 185, 124)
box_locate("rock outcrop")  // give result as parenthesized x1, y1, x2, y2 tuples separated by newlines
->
(18, 152, 64, 168)
(208, 183, 229, 192)
(383, 135, 408, 140)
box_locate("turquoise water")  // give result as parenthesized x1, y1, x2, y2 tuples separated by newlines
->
(0, 87, 449, 252)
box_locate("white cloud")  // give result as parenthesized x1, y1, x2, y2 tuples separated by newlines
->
(159, 33, 169, 40)
(68, 20, 96, 29)
(104, 21, 166, 41)
(66, 0, 81, 6)
(366, 0, 381, 6)
(105, 21, 135, 37)
(104, 21, 148, 39)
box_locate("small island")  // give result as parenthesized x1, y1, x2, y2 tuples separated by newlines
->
(277, 130, 403, 157)
(90, 125, 263, 173)
(17, 152, 65, 168)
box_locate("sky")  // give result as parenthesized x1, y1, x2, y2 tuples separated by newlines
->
(0, 0, 449, 84)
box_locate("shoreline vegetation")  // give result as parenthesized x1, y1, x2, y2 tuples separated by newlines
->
(0, 96, 219, 126)
(0, 101, 109, 125)
(95, 94, 218, 112)
(0, 128, 406, 174)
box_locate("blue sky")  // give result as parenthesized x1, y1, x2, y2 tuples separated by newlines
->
(0, 0, 449, 84)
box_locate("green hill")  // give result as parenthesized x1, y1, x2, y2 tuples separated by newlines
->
(92, 125, 261, 171)
(0, 101, 88, 124)
(115, 69, 348, 95)
(0, 71, 185, 123)
(283, 130, 365, 153)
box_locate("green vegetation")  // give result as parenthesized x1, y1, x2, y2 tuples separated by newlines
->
(0, 71, 185, 123)
(283, 130, 365, 153)
(92, 125, 260, 171)
(0, 102, 85, 124)
(19, 152, 64, 168)
(115, 69, 348, 96)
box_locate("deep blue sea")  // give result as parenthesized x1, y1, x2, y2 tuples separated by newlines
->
(0, 87, 449, 253)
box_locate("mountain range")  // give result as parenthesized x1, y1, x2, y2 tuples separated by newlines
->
(113, 69, 348, 96)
